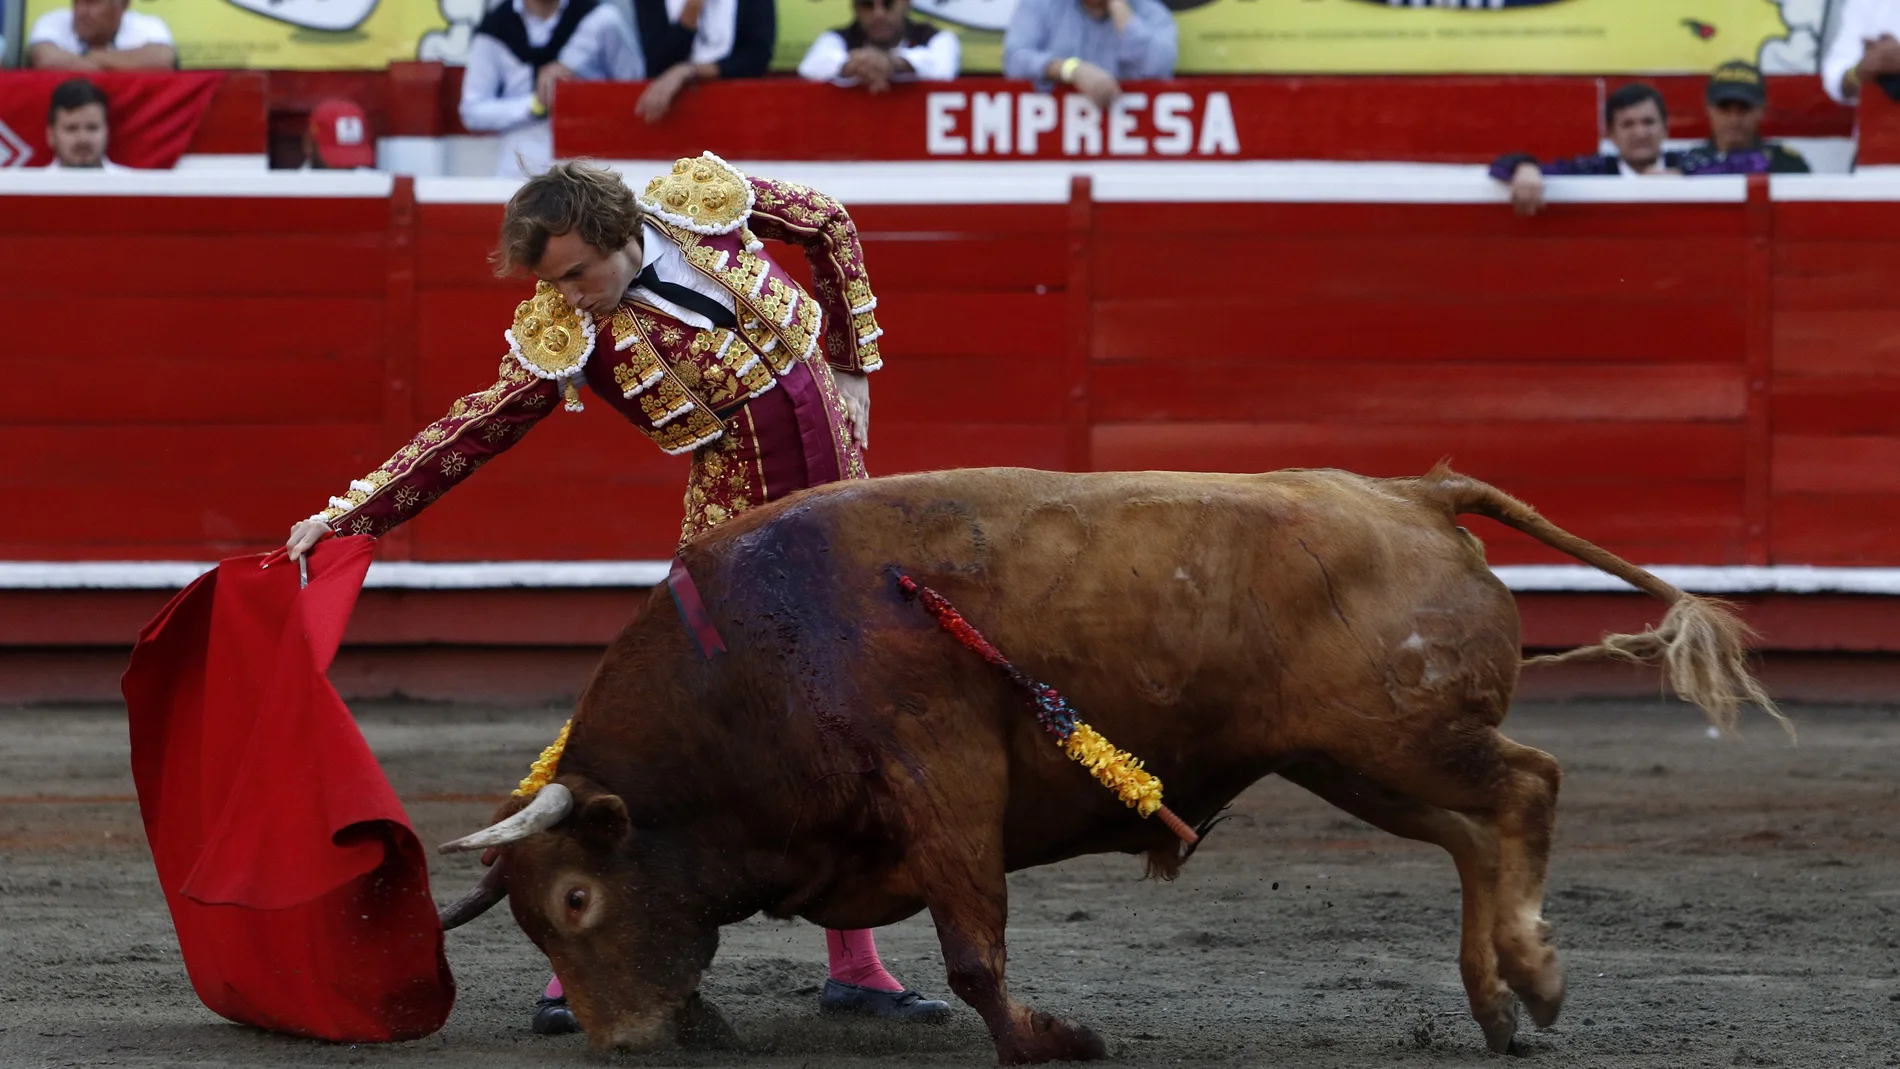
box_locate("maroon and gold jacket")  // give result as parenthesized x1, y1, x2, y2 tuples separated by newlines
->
(309, 153, 883, 541)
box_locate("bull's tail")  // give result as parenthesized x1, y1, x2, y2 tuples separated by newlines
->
(1419, 464, 1791, 738)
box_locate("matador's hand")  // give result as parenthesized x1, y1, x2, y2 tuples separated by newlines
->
(286, 519, 332, 561)
(834, 370, 871, 452)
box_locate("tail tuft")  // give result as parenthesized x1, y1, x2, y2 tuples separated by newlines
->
(1525, 595, 1793, 739)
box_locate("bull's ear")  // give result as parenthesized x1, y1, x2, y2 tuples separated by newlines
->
(576, 792, 631, 851)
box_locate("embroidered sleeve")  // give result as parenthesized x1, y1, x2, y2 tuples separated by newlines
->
(310, 358, 561, 538)
(744, 175, 884, 374)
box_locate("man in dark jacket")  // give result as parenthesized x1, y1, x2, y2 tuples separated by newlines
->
(633, 0, 776, 122)
(1686, 60, 1810, 175)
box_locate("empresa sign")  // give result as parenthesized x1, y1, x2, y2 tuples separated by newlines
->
(923, 91, 1240, 158)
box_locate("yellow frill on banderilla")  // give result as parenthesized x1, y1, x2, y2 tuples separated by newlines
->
(510, 717, 1164, 818)
(1062, 723, 1165, 818)
(513, 718, 573, 798)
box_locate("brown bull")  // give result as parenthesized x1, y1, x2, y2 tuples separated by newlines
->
(439, 465, 1782, 1062)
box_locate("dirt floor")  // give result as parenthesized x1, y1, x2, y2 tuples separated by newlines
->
(3, 697, 1898, 1069)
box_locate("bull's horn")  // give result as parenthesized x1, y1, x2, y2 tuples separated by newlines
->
(438, 857, 507, 930)
(438, 783, 573, 853)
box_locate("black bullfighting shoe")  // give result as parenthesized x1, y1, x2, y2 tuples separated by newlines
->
(531, 995, 580, 1035)
(819, 979, 952, 1021)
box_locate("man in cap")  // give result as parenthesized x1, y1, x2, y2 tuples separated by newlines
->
(303, 99, 377, 171)
(1686, 60, 1810, 174)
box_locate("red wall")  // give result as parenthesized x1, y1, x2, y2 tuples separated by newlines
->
(6, 177, 1899, 566)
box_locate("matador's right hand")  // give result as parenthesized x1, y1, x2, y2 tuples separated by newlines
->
(286, 519, 332, 562)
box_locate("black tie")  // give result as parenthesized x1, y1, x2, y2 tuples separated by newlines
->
(635, 264, 738, 330)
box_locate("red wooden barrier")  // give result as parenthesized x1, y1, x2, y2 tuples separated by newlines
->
(557, 77, 1605, 163)
(1853, 82, 1900, 166)
(2, 69, 1854, 170)
(7, 176, 1900, 567)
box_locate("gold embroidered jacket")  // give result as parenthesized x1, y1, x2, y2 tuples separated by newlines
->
(310, 153, 883, 539)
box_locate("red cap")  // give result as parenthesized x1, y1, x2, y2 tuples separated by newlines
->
(308, 98, 374, 169)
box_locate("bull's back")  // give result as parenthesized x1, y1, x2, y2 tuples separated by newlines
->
(699, 465, 1512, 774)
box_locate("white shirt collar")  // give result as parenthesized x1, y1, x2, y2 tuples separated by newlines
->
(623, 221, 735, 330)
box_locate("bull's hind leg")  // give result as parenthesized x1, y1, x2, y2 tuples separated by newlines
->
(1278, 757, 1520, 1053)
(1488, 737, 1565, 1027)
(919, 840, 1106, 1064)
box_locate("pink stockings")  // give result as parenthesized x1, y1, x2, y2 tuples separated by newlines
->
(824, 928, 903, 992)
(541, 927, 902, 1003)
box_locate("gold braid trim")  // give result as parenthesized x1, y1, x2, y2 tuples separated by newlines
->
(513, 718, 573, 798)
(1063, 723, 1165, 818)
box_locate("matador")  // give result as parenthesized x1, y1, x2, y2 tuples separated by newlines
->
(285, 153, 950, 1034)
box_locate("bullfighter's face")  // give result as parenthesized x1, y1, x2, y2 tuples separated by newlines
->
(499, 783, 720, 1050)
(532, 228, 641, 322)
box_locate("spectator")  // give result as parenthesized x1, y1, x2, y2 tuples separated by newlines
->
(44, 77, 123, 170)
(1822, 0, 1900, 104)
(461, 0, 644, 178)
(28, 0, 175, 71)
(303, 98, 376, 171)
(633, 0, 776, 122)
(798, 0, 959, 91)
(1689, 60, 1809, 174)
(1490, 83, 1766, 218)
(1002, 0, 1176, 112)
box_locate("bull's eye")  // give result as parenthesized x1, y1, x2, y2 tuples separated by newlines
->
(565, 888, 588, 912)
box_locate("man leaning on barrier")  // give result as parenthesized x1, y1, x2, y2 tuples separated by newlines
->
(1002, 0, 1176, 112)
(1491, 83, 1770, 218)
(798, 0, 960, 92)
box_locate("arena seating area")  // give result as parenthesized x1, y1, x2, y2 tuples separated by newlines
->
(9, 7, 1900, 701)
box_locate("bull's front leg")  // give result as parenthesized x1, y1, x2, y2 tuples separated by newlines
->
(925, 866, 1106, 1064)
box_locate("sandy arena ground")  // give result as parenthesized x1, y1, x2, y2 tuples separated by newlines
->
(3, 697, 1898, 1069)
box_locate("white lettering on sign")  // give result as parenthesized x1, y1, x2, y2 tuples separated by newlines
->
(926, 92, 966, 154)
(971, 91, 1011, 155)
(924, 91, 1241, 158)
(1152, 92, 1193, 156)
(1108, 94, 1147, 156)
(1198, 91, 1240, 156)
(1062, 94, 1102, 156)
(1016, 93, 1058, 154)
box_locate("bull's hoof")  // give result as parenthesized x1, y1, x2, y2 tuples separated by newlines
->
(998, 1011, 1108, 1064)
(1500, 943, 1566, 1029)
(1522, 976, 1565, 1029)
(676, 993, 740, 1050)
(1475, 997, 1520, 1055)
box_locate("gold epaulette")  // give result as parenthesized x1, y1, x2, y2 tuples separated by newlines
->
(506, 281, 596, 412)
(639, 152, 753, 237)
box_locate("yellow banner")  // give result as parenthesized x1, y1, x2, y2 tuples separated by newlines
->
(774, 0, 1816, 76)
(32, 0, 1813, 76)
(27, 0, 451, 70)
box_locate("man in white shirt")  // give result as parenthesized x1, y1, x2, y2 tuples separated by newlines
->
(1822, 0, 1900, 104)
(461, 0, 644, 178)
(44, 77, 127, 169)
(28, 0, 175, 71)
(798, 0, 959, 91)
